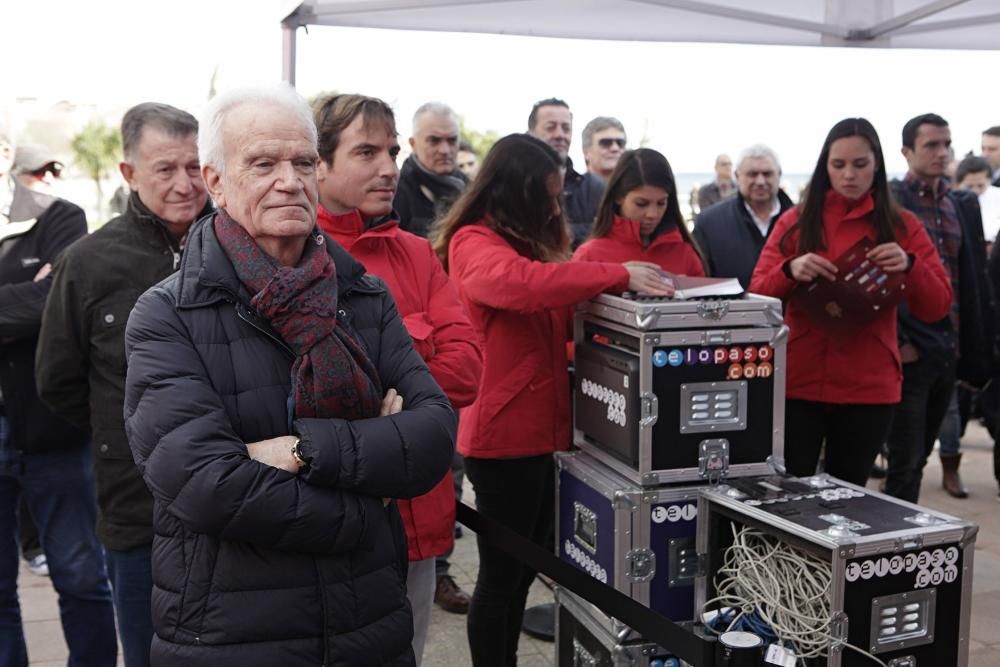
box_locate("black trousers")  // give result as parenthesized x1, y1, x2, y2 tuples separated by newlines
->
(784, 399, 895, 486)
(464, 454, 554, 667)
(885, 359, 956, 503)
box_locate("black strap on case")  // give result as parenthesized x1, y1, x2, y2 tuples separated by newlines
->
(456, 501, 717, 666)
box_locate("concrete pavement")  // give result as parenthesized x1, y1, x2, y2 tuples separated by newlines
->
(19, 423, 1000, 665)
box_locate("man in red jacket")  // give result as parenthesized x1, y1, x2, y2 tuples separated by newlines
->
(312, 94, 483, 663)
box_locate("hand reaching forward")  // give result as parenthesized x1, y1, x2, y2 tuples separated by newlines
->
(623, 261, 675, 297)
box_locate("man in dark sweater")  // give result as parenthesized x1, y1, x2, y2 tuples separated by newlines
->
(393, 102, 467, 238)
(693, 144, 794, 288)
(36, 103, 210, 667)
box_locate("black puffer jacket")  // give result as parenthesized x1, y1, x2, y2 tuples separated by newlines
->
(123, 216, 456, 666)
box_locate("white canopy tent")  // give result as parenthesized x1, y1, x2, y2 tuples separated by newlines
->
(280, 0, 1000, 83)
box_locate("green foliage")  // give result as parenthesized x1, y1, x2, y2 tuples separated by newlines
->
(70, 120, 121, 217)
(459, 116, 498, 158)
(71, 120, 120, 183)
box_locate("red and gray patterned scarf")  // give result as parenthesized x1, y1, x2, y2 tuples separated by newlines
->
(214, 209, 383, 420)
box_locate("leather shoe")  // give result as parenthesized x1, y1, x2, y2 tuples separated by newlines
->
(435, 575, 470, 614)
(940, 453, 969, 499)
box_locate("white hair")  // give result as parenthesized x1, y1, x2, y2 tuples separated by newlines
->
(736, 144, 782, 175)
(198, 83, 317, 176)
(412, 101, 458, 128)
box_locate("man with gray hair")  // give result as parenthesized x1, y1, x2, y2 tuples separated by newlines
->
(693, 143, 794, 288)
(581, 116, 626, 181)
(567, 116, 626, 244)
(122, 84, 455, 665)
(37, 102, 211, 667)
(393, 101, 467, 237)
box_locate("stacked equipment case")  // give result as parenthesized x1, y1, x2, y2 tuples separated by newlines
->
(572, 293, 786, 485)
(555, 291, 976, 666)
(697, 474, 976, 666)
(558, 292, 788, 662)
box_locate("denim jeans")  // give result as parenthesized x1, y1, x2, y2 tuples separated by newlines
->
(104, 545, 153, 667)
(886, 359, 956, 503)
(0, 417, 117, 667)
(937, 387, 962, 457)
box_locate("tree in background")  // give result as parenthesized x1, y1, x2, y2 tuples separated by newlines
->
(459, 117, 498, 158)
(70, 120, 120, 220)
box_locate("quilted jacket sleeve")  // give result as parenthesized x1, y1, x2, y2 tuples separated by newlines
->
(450, 226, 630, 313)
(293, 285, 457, 499)
(124, 286, 377, 555)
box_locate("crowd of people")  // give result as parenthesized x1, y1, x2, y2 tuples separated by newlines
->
(2, 87, 1000, 667)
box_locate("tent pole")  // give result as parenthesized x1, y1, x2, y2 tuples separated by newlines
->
(282, 21, 298, 86)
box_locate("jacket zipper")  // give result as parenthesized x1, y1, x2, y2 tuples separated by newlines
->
(315, 559, 330, 666)
(233, 302, 295, 359)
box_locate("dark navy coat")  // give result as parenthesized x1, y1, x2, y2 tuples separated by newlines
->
(123, 216, 455, 666)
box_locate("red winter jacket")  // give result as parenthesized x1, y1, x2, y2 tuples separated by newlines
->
(750, 191, 952, 404)
(448, 223, 630, 459)
(318, 206, 482, 561)
(573, 216, 705, 276)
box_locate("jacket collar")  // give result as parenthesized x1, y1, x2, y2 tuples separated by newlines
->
(317, 205, 401, 241)
(824, 189, 875, 222)
(399, 155, 466, 198)
(607, 214, 683, 248)
(175, 210, 368, 309)
(127, 192, 214, 250)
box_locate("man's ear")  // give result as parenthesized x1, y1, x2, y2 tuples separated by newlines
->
(409, 136, 416, 151)
(317, 159, 331, 183)
(901, 146, 912, 162)
(202, 164, 226, 209)
(119, 161, 135, 187)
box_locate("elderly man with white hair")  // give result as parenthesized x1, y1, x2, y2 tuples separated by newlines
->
(693, 144, 795, 289)
(122, 85, 455, 666)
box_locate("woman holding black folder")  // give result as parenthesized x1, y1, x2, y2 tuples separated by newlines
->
(750, 117, 951, 485)
(573, 148, 707, 276)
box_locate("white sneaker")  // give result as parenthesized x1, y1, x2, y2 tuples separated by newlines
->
(26, 554, 49, 577)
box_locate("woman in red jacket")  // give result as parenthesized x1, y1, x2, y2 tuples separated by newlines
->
(574, 148, 706, 276)
(750, 117, 951, 485)
(434, 133, 670, 666)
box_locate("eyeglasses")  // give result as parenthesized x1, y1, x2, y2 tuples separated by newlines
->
(598, 137, 626, 149)
(30, 163, 62, 179)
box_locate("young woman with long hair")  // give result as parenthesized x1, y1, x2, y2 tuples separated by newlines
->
(574, 148, 707, 276)
(750, 117, 952, 485)
(433, 133, 670, 666)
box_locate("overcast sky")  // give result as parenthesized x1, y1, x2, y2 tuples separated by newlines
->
(4, 0, 1000, 175)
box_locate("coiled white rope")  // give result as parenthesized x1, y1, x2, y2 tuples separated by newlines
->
(704, 523, 889, 666)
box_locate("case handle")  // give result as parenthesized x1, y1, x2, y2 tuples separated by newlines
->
(640, 392, 659, 428)
(573, 502, 598, 554)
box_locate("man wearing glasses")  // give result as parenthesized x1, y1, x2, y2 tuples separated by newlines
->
(12, 144, 63, 194)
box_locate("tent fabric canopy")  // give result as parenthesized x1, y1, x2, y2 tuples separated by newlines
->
(280, 0, 1000, 82)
